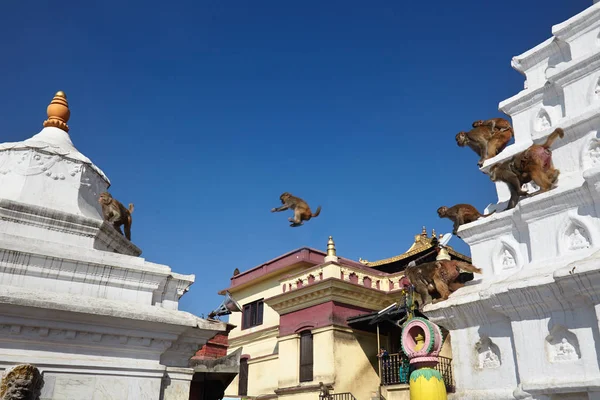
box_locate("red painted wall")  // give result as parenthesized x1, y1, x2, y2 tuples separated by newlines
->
(279, 301, 373, 336)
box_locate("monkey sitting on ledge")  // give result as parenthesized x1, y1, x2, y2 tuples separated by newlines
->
(271, 192, 321, 227)
(405, 259, 482, 308)
(437, 204, 495, 236)
(99, 192, 134, 241)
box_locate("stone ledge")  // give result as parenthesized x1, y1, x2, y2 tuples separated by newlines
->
(0, 198, 141, 256)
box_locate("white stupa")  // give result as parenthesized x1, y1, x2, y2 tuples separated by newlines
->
(426, 2, 600, 399)
(0, 92, 226, 399)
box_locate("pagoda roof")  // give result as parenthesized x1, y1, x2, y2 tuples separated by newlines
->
(358, 227, 471, 268)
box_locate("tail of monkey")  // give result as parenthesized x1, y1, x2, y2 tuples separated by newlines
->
(455, 261, 482, 275)
(312, 206, 322, 218)
(542, 128, 564, 149)
(128, 203, 135, 214)
(481, 210, 496, 218)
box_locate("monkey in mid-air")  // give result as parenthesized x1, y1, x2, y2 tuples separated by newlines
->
(271, 192, 321, 227)
(437, 204, 495, 236)
(99, 192, 134, 241)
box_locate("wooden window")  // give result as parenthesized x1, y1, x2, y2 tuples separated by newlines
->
(299, 331, 314, 382)
(239, 358, 248, 396)
(241, 299, 264, 330)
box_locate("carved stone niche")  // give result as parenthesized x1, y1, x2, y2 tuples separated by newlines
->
(0, 364, 44, 400)
(582, 134, 600, 171)
(475, 336, 501, 370)
(545, 325, 580, 363)
(534, 108, 552, 132)
(492, 241, 523, 276)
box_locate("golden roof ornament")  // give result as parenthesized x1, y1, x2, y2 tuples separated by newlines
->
(327, 236, 336, 257)
(432, 229, 437, 239)
(421, 226, 427, 237)
(43, 91, 70, 132)
(325, 236, 338, 263)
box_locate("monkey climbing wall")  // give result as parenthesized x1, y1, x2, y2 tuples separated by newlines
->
(425, 2, 600, 400)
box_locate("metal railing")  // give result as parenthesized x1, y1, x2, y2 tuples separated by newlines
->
(319, 393, 357, 400)
(379, 354, 455, 392)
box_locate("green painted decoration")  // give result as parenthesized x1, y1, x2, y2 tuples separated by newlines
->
(409, 368, 444, 383)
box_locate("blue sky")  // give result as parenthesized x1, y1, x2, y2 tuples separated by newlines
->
(0, 0, 591, 318)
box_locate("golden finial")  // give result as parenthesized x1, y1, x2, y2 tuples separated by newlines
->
(421, 226, 427, 237)
(432, 229, 437, 239)
(327, 236, 336, 257)
(325, 235, 338, 263)
(43, 91, 70, 132)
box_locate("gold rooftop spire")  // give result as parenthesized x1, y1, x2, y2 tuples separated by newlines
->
(43, 91, 70, 132)
(327, 236, 336, 257)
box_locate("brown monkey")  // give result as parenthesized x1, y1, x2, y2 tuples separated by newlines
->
(456, 122, 513, 167)
(233, 268, 240, 276)
(405, 260, 482, 308)
(271, 192, 321, 227)
(99, 192, 134, 241)
(488, 127, 564, 210)
(472, 117, 513, 133)
(488, 157, 529, 210)
(319, 382, 332, 400)
(513, 127, 564, 191)
(437, 204, 496, 235)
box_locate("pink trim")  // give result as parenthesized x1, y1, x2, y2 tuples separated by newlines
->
(294, 325, 316, 333)
(241, 354, 251, 360)
(363, 276, 372, 288)
(402, 320, 432, 354)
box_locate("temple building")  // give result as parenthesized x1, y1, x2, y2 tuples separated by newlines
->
(0, 92, 228, 399)
(218, 229, 470, 400)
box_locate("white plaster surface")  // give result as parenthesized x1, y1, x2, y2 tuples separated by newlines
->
(0, 108, 226, 398)
(430, 2, 600, 399)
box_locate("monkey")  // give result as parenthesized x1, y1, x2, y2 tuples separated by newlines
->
(488, 157, 529, 210)
(437, 204, 496, 236)
(404, 260, 482, 308)
(271, 192, 321, 227)
(488, 127, 564, 210)
(513, 127, 564, 192)
(472, 117, 513, 133)
(233, 268, 240, 276)
(456, 122, 513, 167)
(99, 192, 134, 241)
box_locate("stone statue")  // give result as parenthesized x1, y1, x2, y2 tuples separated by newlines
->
(0, 364, 44, 400)
(554, 338, 577, 361)
(501, 250, 516, 269)
(569, 228, 590, 250)
(476, 337, 501, 369)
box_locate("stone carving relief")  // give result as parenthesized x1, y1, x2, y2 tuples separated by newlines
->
(475, 336, 501, 369)
(501, 249, 516, 270)
(545, 325, 580, 363)
(0, 364, 44, 400)
(582, 136, 600, 171)
(567, 227, 591, 251)
(535, 109, 552, 132)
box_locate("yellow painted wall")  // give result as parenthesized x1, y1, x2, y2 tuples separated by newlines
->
(330, 326, 380, 400)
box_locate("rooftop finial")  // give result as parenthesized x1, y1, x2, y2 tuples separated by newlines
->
(421, 226, 427, 237)
(43, 91, 70, 132)
(325, 236, 338, 263)
(432, 229, 437, 239)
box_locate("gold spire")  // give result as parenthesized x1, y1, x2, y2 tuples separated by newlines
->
(421, 226, 427, 237)
(432, 229, 437, 239)
(43, 91, 70, 132)
(327, 236, 336, 257)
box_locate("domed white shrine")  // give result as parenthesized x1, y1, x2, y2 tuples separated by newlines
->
(0, 92, 226, 399)
(426, 2, 600, 400)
